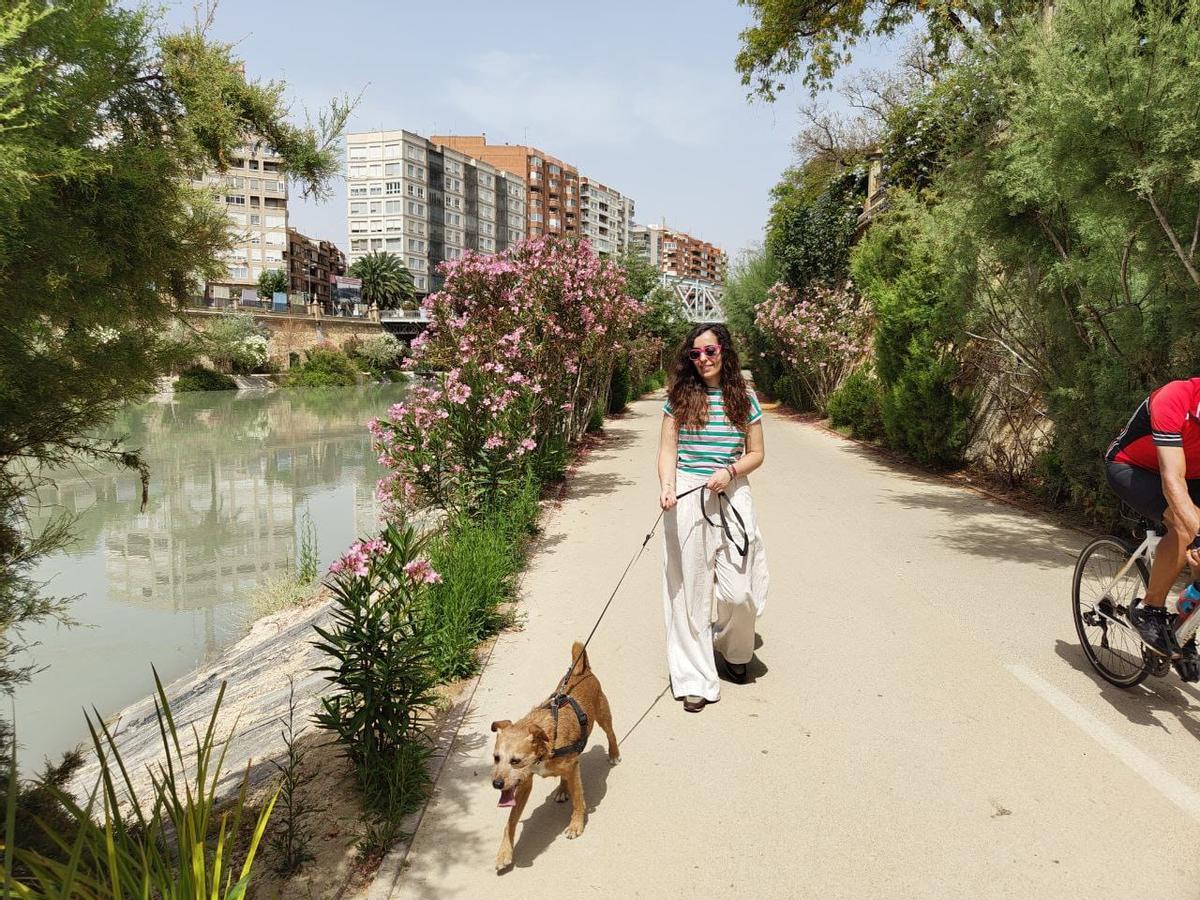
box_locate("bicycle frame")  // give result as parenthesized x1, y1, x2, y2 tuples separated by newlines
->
(1096, 528, 1200, 649)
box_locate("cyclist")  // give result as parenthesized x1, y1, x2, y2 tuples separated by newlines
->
(1106, 377, 1200, 666)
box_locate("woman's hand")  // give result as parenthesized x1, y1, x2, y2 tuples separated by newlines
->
(660, 485, 677, 510)
(705, 468, 732, 493)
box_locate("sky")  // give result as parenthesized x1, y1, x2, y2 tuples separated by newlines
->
(160, 0, 906, 261)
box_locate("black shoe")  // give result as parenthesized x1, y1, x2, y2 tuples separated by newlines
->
(726, 661, 748, 684)
(1174, 637, 1200, 682)
(683, 695, 706, 713)
(1130, 600, 1175, 658)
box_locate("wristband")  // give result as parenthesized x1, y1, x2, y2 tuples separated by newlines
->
(727, 463, 737, 479)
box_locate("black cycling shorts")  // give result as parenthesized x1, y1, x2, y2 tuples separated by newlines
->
(1106, 460, 1200, 524)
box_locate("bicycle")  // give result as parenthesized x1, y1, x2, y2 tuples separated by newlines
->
(1072, 519, 1200, 687)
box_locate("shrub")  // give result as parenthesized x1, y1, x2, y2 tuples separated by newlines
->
(827, 364, 884, 440)
(175, 365, 237, 392)
(587, 404, 605, 433)
(312, 523, 439, 846)
(284, 349, 360, 387)
(355, 333, 406, 378)
(608, 358, 631, 414)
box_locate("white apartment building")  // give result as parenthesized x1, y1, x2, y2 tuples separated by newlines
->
(346, 130, 526, 294)
(199, 140, 289, 304)
(579, 177, 634, 256)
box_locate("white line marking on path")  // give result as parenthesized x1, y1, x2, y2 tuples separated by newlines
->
(1007, 663, 1200, 823)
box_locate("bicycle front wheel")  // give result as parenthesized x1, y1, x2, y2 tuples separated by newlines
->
(1072, 536, 1150, 687)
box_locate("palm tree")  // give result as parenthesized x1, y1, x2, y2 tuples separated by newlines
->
(347, 251, 416, 309)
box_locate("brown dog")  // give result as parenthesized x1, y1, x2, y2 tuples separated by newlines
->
(489, 641, 620, 872)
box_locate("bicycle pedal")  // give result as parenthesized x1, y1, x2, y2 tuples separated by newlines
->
(1148, 655, 1173, 677)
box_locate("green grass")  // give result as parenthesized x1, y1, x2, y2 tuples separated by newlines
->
(421, 479, 540, 681)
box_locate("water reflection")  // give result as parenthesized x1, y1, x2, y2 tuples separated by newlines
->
(15, 385, 403, 768)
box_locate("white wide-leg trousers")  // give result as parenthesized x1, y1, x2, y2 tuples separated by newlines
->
(662, 470, 769, 702)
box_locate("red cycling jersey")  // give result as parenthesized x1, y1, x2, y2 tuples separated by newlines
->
(1108, 378, 1200, 477)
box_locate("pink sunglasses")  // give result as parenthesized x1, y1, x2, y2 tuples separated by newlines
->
(688, 344, 721, 361)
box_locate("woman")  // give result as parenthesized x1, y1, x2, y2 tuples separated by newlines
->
(658, 324, 769, 713)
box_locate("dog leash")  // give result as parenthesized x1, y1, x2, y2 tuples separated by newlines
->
(552, 482, 749, 695)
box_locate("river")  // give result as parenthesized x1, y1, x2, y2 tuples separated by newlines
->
(12, 384, 405, 770)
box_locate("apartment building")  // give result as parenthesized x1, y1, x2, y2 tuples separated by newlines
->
(630, 224, 725, 284)
(431, 135, 581, 241)
(579, 177, 635, 256)
(198, 139, 290, 303)
(346, 130, 526, 294)
(286, 228, 346, 306)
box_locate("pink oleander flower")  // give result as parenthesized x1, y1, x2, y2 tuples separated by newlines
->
(404, 558, 442, 584)
(484, 434, 504, 450)
(448, 382, 471, 404)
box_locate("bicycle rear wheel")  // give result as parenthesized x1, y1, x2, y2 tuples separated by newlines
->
(1072, 536, 1150, 687)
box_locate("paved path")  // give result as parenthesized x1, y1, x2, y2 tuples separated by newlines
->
(381, 396, 1200, 898)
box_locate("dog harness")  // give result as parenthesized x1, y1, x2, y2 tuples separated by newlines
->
(541, 692, 589, 758)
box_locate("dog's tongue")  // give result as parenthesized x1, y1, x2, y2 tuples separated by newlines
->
(498, 787, 517, 808)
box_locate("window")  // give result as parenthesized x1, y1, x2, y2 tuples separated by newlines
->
(225, 195, 245, 205)
(480, 221, 494, 236)
(367, 145, 382, 160)
(368, 183, 383, 196)
(406, 163, 425, 179)
(509, 214, 522, 228)
(265, 232, 285, 246)
(410, 221, 426, 236)
(479, 203, 495, 220)
(405, 145, 425, 162)
(446, 247, 462, 260)
(446, 212, 462, 227)
(445, 177, 462, 193)
(369, 220, 383, 233)
(386, 143, 402, 158)
(350, 220, 368, 234)
(369, 201, 382, 215)
(445, 228, 462, 245)
(530, 157, 543, 168)
(350, 165, 366, 178)
(478, 172, 494, 188)
(265, 249, 283, 262)
(368, 163, 382, 177)
(385, 162, 401, 176)
(249, 233, 262, 245)
(350, 185, 368, 197)
(230, 265, 249, 280)
(445, 160, 462, 176)
(549, 218, 560, 229)
(371, 238, 385, 250)
(408, 238, 426, 252)
(250, 249, 262, 260)
(407, 201, 425, 216)
(530, 213, 543, 223)
(266, 215, 285, 228)
(351, 239, 367, 252)
(385, 219, 402, 232)
(446, 195, 462, 211)
(479, 188, 495, 204)
(385, 200, 403, 214)
(350, 202, 367, 215)
(548, 164, 561, 176)
(509, 229, 521, 243)
(349, 146, 367, 160)
(509, 184, 522, 198)
(415, 275, 427, 290)
(479, 237, 495, 252)
(406, 184, 425, 199)
(249, 196, 261, 207)
(407, 256, 426, 271)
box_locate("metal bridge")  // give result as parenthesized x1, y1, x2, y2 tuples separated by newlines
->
(660, 275, 724, 323)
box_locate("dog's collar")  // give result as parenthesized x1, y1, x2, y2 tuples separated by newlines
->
(541, 693, 589, 758)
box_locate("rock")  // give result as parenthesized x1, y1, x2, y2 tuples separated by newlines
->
(69, 595, 334, 811)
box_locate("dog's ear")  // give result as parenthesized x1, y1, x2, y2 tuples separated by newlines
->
(530, 725, 550, 759)
(490, 719, 512, 733)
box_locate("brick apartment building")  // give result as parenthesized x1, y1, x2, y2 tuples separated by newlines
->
(431, 135, 582, 241)
(286, 228, 346, 306)
(631, 224, 725, 284)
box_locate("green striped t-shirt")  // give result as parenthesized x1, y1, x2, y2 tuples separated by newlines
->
(663, 389, 763, 476)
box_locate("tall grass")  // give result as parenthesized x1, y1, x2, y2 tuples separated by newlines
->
(421, 478, 540, 681)
(5, 670, 277, 898)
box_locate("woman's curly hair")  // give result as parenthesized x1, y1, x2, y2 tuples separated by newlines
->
(667, 323, 751, 431)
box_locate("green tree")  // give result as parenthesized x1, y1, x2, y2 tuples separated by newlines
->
(202, 311, 268, 373)
(735, 0, 1042, 98)
(258, 267, 288, 298)
(766, 162, 865, 291)
(349, 251, 417, 309)
(0, 0, 350, 823)
(616, 248, 662, 300)
(721, 248, 783, 392)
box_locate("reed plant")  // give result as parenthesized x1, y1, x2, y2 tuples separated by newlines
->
(4, 670, 276, 898)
